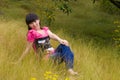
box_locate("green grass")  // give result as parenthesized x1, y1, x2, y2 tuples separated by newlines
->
(0, 0, 119, 45)
(0, 0, 120, 80)
(0, 20, 120, 80)
(53, 0, 120, 44)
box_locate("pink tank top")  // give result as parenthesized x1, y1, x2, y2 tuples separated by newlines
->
(27, 27, 49, 42)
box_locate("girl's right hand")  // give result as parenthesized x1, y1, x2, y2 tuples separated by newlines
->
(59, 39, 69, 46)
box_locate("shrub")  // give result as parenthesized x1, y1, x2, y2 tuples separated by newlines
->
(99, 0, 120, 15)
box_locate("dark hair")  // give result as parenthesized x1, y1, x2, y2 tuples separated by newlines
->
(25, 13, 39, 30)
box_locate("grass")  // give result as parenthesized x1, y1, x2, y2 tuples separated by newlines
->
(0, 0, 119, 44)
(53, 0, 120, 44)
(0, 20, 120, 80)
(0, 0, 120, 80)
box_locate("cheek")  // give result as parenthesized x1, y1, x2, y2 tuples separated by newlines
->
(29, 24, 34, 28)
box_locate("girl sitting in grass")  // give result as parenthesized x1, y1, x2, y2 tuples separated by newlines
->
(17, 13, 78, 75)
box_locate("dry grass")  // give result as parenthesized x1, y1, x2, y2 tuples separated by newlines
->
(0, 20, 120, 80)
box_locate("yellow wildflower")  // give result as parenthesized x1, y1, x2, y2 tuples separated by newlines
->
(52, 77, 57, 80)
(31, 77, 36, 80)
(65, 77, 70, 80)
(53, 74, 58, 78)
(114, 21, 119, 24)
(45, 71, 52, 75)
(114, 29, 119, 32)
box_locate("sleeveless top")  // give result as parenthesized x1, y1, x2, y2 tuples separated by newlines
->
(27, 27, 53, 52)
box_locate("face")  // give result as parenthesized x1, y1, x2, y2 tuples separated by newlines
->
(29, 19, 40, 30)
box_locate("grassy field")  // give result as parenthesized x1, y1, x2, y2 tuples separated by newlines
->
(0, 0, 120, 44)
(0, 0, 120, 80)
(0, 20, 120, 80)
(53, 0, 120, 45)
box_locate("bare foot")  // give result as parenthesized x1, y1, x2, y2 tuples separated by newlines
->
(68, 69, 78, 75)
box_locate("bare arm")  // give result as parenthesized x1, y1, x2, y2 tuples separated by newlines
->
(47, 30, 69, 46)
(17, 42, 33, 63)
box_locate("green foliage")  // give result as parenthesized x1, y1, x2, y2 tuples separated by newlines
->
(0, 0, 120, 46)
(0, 0, 76, 26)
(41, 0, 76, 26)
(52, 0, 77, 15)
(113, 21, 120, 47)
(57, 2, 72, 15)
(99, 0, 120, 15)
(43, 8, 55, 26)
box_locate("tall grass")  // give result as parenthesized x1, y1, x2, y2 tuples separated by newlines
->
(0, 0, 120, 44)
(53, 0, 120, 45)
(0, 20, 120, 80)
(0, 0, 120, 80)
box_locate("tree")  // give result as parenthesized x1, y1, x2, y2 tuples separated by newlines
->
(109, 0, 120, 9)
(92, 0, 120, 15)
(29, 0, 77, 26)
(40, 0, 77, 26)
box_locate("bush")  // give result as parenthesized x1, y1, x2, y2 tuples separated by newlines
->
(99, 0, 120, 15)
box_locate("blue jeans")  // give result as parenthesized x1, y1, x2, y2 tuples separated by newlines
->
(51, 44, 74, 69)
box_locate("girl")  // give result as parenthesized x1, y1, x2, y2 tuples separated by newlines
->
(18, 13, 77, 75)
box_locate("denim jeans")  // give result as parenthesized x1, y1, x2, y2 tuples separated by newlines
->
(51, 44, 74, 69)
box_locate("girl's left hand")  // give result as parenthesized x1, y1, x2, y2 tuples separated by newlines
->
(59, 39, 69, 46)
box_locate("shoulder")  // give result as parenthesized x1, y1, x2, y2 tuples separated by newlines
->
(27, 29, 36, 35)
(42, 26, 49, 31)
(27, 29, 37, 38)
(27, 30, 36, 42)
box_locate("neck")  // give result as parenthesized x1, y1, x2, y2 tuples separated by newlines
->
(36, 25, 41, 30)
